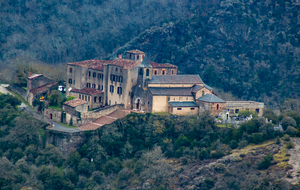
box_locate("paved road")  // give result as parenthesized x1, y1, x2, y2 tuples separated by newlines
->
(1, 84, 82, 133)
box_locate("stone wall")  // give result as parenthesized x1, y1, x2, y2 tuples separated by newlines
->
(44, 108, 63, 123)
(226, 101, 264, 116)
(45, 130, 86, 157)
(210, 102, 226, 116)
(81, 104, 124, 119)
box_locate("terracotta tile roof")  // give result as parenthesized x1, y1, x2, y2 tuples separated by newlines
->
(148, 75, 203, 84)
(149, 61, 177, 68)
(68, 60, 105, 71)
(126, 49, 145, 54)
(78, 122, 103, 131)
(68, 58, 140, 70)
(63, 98, 87, 107)
(93, 116, 117, 125)
(30, 82, 57, 94)
(148, 87, 193, 96)
(107, 109, 131, 118)
(70, 88, 103, 96)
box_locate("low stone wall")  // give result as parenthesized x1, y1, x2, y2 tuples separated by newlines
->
(45, 130, 86, 157)
(81, 104, 124, 119)
(44, 108, 63, 123)
(226, 101, 264, 116)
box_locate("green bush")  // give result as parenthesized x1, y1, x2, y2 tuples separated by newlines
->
(258, 153, 273, 170)
(283, 134, 290, 141)
(286, 141, 294, 149)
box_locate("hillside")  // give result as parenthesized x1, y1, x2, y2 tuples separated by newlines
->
(108, 0, 300, 107)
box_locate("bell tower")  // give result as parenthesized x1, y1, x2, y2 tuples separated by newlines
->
(137, 54, 153, 88)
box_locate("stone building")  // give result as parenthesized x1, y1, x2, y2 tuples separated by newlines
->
(26, 74, 58, 106)
(63, 98, 88, 125)
(65, 49, 263, 117)
(225, 101, 264, 116)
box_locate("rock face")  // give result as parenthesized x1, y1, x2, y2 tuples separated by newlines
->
(108, 0, 300, 107)
(45, 130, 86, 157)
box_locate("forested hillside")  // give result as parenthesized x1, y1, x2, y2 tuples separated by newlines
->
(2, 93, 300, 189)
(108, 0, 300, 107)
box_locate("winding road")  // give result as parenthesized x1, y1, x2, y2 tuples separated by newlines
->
(0, 84, 82, 133)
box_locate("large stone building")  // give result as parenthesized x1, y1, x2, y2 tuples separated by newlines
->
(66, 49, 263, 117)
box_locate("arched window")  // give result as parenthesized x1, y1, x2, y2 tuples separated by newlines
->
(154, 70, 158, 75)
(162, 70, 165, 75)
(171, 70, 174, 75)
(217, 104, 219, 110)
(137, 55, 139, 60)
(146, 69, 149, 76)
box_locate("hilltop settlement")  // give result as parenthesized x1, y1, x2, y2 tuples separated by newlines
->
(25, 49, 264, 131)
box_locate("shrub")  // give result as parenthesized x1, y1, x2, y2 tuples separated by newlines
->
(258, 153, 273, 170)
(286, 141, 294, 149)
(283, 134, 290, 141)
(199, 148, 209, 160)
(204, 178, 215, 188)
(211, 150, 225, 159)
(285, 126, 298, 136)
(214, 163, 226, 173)
(229, 140, 238, 149)
(275, 136, 281, 144)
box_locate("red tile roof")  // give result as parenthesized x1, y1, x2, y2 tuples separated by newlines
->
(68, 60, 105, 70)
(126, 49, 145, 54)
(78, 122, 103, 131)
(30, 82, 57, 94)
(149, 61, 177, 68)
(63, 98, 87, 107)
(70, 88, 103, 96)
(68, 58, 141, 70)
(93, 116, 117, 125)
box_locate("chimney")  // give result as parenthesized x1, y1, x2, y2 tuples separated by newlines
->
(118, 54, 122, 59)
(29, 72, 31, 77)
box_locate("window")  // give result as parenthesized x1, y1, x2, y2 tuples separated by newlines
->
(113, 75, 116, 81)
(137, 55, 139, 60)
(171, 70, 174, 75)
(154, 70, 158, 75)
(88, 96, 90, 101)
(99, 97, 101, 102)
(217, 104, 219, 110)
(110, 74, 113, 81)
(98, 73, 101, 79)
(88, 71, 91, 77)
(202, 91, 205, 96)
(94, 97, 97, 103)
(98, 85, 101, 90)
(79, 95, 81, 99)
(190, 108, 195, 110)
(92, 84, 96, 88)
(86, 83, 91, 88)
(146, 69, 149, 76)
(235, 109, 239, 113)
(162, 70, 165, 75)
(110, 85, 114, 93)
(167, 96, 170, 101)
(69, 68, 72, 73)
(93, 72, 96, 77)
(117, 87, 122, 95)
(177, 108, 182, 110)
(119, 76, 123, 83)
(68, 79, 72, 84)
(116, 68, 118, 72)
(85, 96, 87, 101)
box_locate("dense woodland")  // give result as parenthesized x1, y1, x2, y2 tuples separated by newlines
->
(1, 93, 300, 189)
